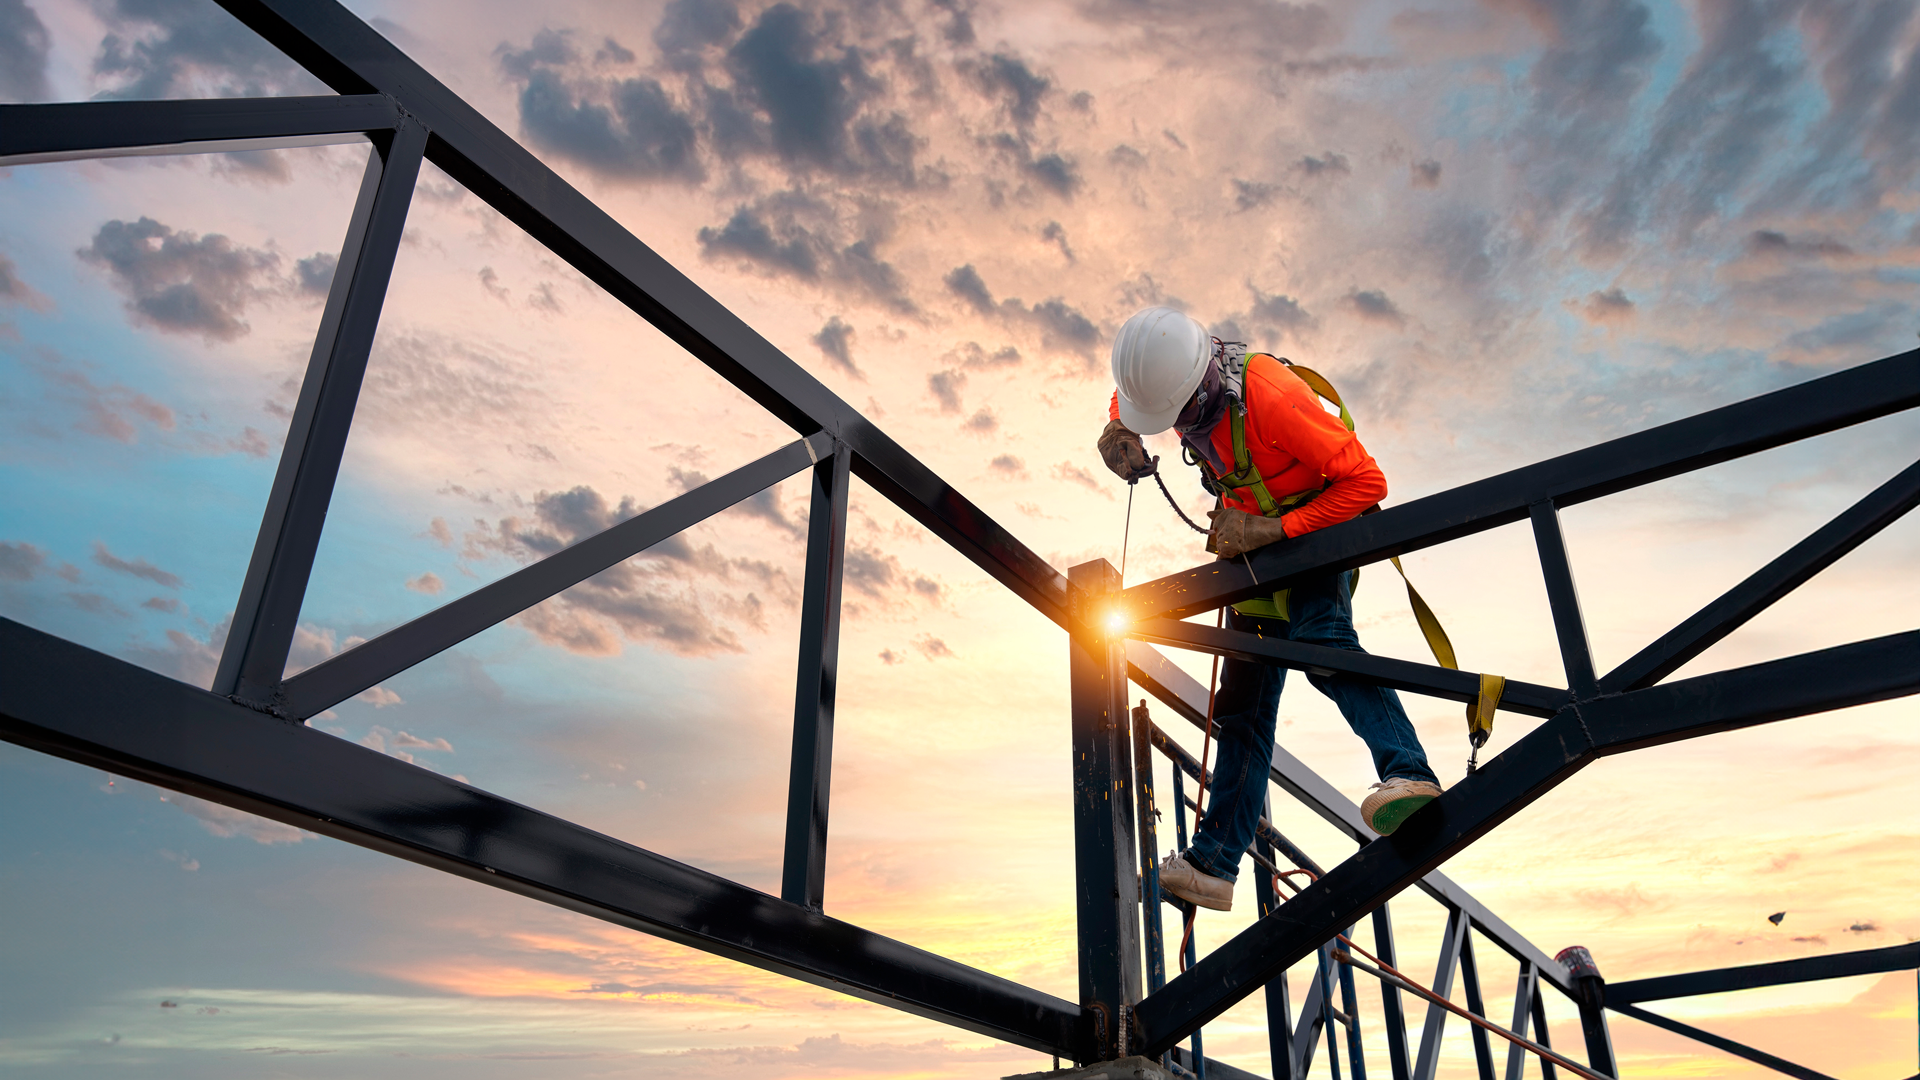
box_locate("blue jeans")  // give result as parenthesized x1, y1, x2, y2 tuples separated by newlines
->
(1185, 570, 1438, 883)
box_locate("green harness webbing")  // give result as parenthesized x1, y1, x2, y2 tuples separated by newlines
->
(1201, 356, 1504, 761)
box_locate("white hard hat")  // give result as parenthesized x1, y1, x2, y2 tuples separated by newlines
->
(1111, 306, 1210, 435)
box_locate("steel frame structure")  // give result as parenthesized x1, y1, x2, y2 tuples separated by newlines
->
(3, 0, 1918, 1075)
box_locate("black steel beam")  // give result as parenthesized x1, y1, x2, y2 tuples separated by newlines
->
(1067, 561, 1143, 1062)
(1414, 908, 1468, 1080)
(1606, 942, 1920, 1005)
(1503, 964, 1539, 1080)
(1130, 629, 1920, 1057)
(1373, 905, 1414, 1080)
(0, 618, 1080, 1052)
(782, 441, 851, 910)
(1459, 929, 1497, 1080)
(1529, 501, 1597, 701)
(282, 434, 834, 720)
(208, 0, 1072, 629)
(1117, 347, 1920, 622)
(1599, 457, 1920, 693)
(1131, 617, 1568, 718)
(1124, 641, 1575, 993)
(0, 95, 396, 166)
(1609, 1003, 1835, 1080)
(213, 118, 427, 706)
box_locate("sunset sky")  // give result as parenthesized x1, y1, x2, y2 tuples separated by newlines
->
(2, 0, 1919, 1076)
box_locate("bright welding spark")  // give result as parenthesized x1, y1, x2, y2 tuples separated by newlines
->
(1104, 610, 1130, 635)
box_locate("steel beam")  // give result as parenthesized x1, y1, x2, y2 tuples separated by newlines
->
(1600, 457, 1920, 693)
(1414, 908, 1468, 1080)
(1529, 501, 1597, 701)
(1606, 942, 1920, 1005)
(283, 435, 831, 719)
(1610, 1003, 1835, 1080)
(0, 618, 1081, 1052)
(1459, 928, 1497, 1080)
(1530, 986, 1558, 1080)
(1125, 642, 1574, 994)
(213, 117, 427, 706)
(1373, 904, 1414, 1080)
(1253, 796, 1295, 1080)
(1131, 618, 1568, 718)
(1137, 702, 1170, 995)
(1130, 629, 1920, 1057)
(1068, 561, 1144, 1061)
(1117, 347, 1920, 623)
(782, 441, 851, 910)
(1504, 964, 1539, 1080)
(0, 95, 396, 166)
(207, 0, 1072, 629)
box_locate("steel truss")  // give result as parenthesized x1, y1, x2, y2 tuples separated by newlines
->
(2, 0, 1916, 1074)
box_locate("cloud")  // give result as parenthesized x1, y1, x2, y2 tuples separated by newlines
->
(0, 0, 50, 101)
(698, 191, 916, 313)
(501, 31, 704, 182)
(1040, 220, 1075, 263)
(0, 252, 51, 310)
(955, 341, 1022, 369)
(92, 541, 183, 589)
(841, 544, 941, 602)
(877, 647, 900, 664)
(162, 791, 311, 844)
(294, 253, 336, 295)
(967, 52, 1051, 129)
(27, 353, 179, 444)
(124, 618, 227, 688)
(66, 592, 128, 617)
(1052, 461, 1111, 498)
(654, 0, 742, 59)
(459, 483, 808, 656)
(141, 596, 182, 613)
(811, 316, 861, 378)
(1247, 287, 1314, 332)
(1847, 921, 1880, 934)
(0, 540, 78, 582)
(988, 453, 1026, 478)
(392, 730, 454, 752)
(1572, 287, 1635, 325)
(944, 264, 996, 314)
(1744, 229, 1853, 261)
(1410, 158, 1442, 187)
(1346, 288, 1406, 326)
(1296, 151, 1350, 177)
(92, 0, 324, 99)
(1233, 179, 1281, 211)
(406, 572, 444, 594)
(79, 217, 280, 341)
(944, 264, 1099, 361)
(913, 634, 952, 659)
(927, 369, 965, 413)
(962, 407, 997, 433)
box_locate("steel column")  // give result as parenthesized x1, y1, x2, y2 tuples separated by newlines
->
(213, 117, 427, 705)
(1414, 907, 1468, 1080)
(1068, 560, 1143, 1061)
(1530, 985, 1558, 1080)
(1529, 500, 1597, 701)
(1339, 929, 1368, 1080)
(1170, 765, 1207, 1079)
(1135, 701, 1169, 997)
(1560, 949, 1615, 1077)
(782, 441, 851, 909)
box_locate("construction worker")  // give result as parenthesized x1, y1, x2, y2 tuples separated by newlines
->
(1098, 306, 1441, 912)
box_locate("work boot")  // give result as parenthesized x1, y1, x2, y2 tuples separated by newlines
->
(1157, 852, 1233, 911)
(1361, 777, 1443, 836)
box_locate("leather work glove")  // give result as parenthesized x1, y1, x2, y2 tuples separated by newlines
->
(1208, 507, 1289, 559)
(1097, 419, 1156, 482)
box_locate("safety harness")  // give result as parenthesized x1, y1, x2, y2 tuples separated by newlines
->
(1184, 350, 1506, 772)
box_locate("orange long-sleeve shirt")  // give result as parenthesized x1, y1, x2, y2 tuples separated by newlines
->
(1109, 354, 1386, 538)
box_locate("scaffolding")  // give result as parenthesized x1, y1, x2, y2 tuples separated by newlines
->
(2, 1, 1918, 1075)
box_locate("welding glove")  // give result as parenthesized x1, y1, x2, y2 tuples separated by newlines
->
(1207, 507, 1289, 559)
(1097, 419, 1156, 482)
